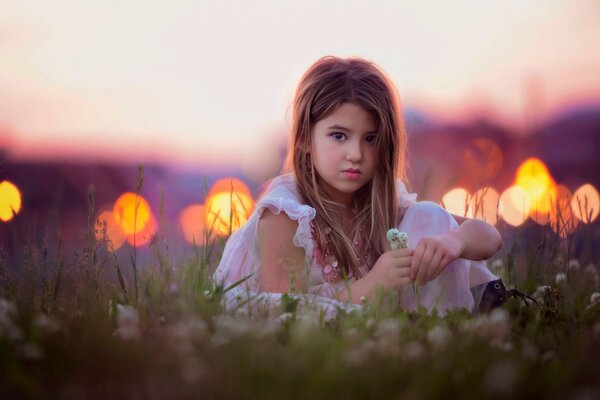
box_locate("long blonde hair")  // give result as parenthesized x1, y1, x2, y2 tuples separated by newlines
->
(283, 56, 408, 279)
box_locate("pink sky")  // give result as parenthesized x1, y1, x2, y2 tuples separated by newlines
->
(1, 0, 599, 172)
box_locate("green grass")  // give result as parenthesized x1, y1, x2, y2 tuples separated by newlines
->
(1, 177, 600, 399)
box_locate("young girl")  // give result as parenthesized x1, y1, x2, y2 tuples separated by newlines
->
(214, 56, 502, 317)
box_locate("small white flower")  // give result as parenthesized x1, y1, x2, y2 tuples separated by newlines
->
(386, 229, 408, 250)
(427, 324, 450, 348)
(34, 314, 61, 335)
(115, 304, 140, 340)
(568, 259, 581, 271)
(555, 273, 567, 285)
(491, 259, 504, 270)
(403, 341, 425, 360)
(590, 292, 600, 304)
(278, 312, 294, 324)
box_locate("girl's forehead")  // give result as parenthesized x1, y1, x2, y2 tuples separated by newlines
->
(317, 102, 376, 122)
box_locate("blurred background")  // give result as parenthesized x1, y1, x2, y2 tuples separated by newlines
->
(1, 0, 599, 258)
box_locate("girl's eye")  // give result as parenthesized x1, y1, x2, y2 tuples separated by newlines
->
(331, 132, 346, 141)
(365, 135, 377, 144)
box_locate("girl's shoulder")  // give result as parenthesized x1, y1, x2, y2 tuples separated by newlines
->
(396, 180, 418, 209)
(255, 173, 316, 222)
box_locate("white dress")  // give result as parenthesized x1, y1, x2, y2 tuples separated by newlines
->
(213, 174, 497, 319)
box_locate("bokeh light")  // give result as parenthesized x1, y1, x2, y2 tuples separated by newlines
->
(179, 204, 207, 245)
(205, 178, 255, 236)
(442, 188, 472, 217)
(0, 180, 22, 222)
(499, 185, 531, 227)
(549, 185, 579, 238)
(571, 183, 599, 223)
(207, 178, 252, 199)
(126, 214, 157, 247)
(95, 210, 126, 250)
(514, 157, 556, 225)
(113, 192, 152, 235)
(470, 187, 500, 225)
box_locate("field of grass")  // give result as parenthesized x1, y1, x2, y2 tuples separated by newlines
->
(1, 180, 600, 399)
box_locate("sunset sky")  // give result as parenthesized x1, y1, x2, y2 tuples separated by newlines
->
(1, 0, 599, 172)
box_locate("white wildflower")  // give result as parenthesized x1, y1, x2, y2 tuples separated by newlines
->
(427, 324, 450, 348)
(345, 340, 375, 367)
(169, 317, 209, 342)
(386, 228, 408, 250)
(115, 304, 140, 340)
(590, 292, 600, 305)
(34, 314, 61, 335)
(365, 318, 376, 330)
(568, 259, 581, 271)
(532, 285, 551, 304)
(490, 259, 506, 279)
(491, 259, 504, 271)
(278, 312, 294, 324)
(403, 341, 425, 360)
(555, 273, 567, 285)
(374, 318, 401, 339)
(0, 298, 23, 341)
(460, 308, 510, 342)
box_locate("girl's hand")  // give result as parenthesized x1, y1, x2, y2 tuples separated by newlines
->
(366, 248, 414, 292)
(410, 231, 465, 285)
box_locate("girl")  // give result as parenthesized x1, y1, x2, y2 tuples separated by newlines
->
(214, 56, 502, 317)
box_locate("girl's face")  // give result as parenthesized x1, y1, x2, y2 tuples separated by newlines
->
(310, 102, 379, 207)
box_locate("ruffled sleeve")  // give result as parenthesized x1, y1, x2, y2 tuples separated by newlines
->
(396, 180, 418, 224)
(254, 175, 317, 269)
(212, 174, 316, 292)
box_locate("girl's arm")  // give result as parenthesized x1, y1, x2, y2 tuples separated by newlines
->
(449, 214, 503, 260)
(256, 210, 308, 293)
(257, 210, 413, 304)
(411, 215, 503, 285)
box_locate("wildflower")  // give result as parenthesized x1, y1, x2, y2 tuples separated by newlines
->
(0, 298, 23, 341)
(386, 228, 408, 249)
(532, 285, 551, 303)
(403, 341, 425, 360)
(427, 324, 450, 348)
(555, 273, 567, 285)
(590, 292, 600, 305)
(460, 308, 510, 342)
(34, 314, 61, 335)
(278, 312, 294, 324)
(568, 259, 581, 271)
(115, 304, 140, 340)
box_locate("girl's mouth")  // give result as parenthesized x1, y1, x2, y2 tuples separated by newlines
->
(342, 169, 361, 180)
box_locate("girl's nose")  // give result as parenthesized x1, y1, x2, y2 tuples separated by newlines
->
(346, 141, 362, 162)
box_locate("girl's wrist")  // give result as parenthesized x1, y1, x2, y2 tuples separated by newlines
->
(445, 229, 467, 257)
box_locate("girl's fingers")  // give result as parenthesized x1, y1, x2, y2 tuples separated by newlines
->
(425, 251, 444, 282)
(416, 246, 436, 285)
(411, 243, 424, 278)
